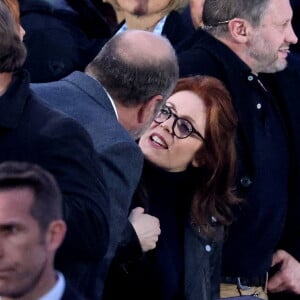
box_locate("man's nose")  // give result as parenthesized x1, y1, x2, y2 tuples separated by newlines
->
(287, 23, 298, 45)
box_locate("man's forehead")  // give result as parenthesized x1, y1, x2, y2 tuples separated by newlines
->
(263, 0, 293, 19)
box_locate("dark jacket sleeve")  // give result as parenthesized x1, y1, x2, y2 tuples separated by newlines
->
(36, 115, 110, 262)
(102, 220, 144, 300)
(114, 221, 144, 267)
(97, 141, 143, 250)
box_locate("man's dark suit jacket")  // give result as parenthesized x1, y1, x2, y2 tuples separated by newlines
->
(0, 70, 109, 299)
(32, 71, 144, 298)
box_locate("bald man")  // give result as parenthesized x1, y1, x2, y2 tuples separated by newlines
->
(32, 29, 179, 299)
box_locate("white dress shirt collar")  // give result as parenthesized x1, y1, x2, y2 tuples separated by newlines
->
(39, 272, 65, 300)
(85, 73, 118, 119)
(104, 89, 118, 119)
(117, 15, 167, 35)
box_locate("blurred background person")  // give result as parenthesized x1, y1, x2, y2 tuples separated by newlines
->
(0, 161, 84, 300)
(188, 0, 205, 29)
(114, 0, 194, 48)
(19, 0, 113, 82)
(103, 0, 125, 25)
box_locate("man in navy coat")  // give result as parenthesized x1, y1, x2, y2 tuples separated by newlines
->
(0, 161, 86, 300)
(32, 29, 179, 298)
(0, 2, 109, 299)
(177, 0, 300, 299)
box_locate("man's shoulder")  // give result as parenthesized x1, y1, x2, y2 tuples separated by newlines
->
(31, 71, 111, 118)
(25, 91, 80, 124)
(32, 71, 91, 92)
(177, 30, 228, 78)
(22, 92, 94, 149)
(177, 30, 248, 83)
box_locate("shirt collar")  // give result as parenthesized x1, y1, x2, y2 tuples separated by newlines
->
(39, 272, 65, 300)
(117, 15, 167, 35)
(104, 89, 119, 120)
(85, 73, 118, 119)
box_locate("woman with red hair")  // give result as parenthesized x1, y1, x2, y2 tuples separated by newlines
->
(104, 75, 239, 300)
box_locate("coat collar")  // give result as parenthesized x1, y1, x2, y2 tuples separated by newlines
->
(0, 69, 30, 129)
(61, 71, 116, 116)
(193, 29, 252, 75)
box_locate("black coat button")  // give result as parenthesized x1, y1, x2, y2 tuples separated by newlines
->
(240, 176, 252, 187)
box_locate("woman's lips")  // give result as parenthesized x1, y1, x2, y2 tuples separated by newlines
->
(150, 133, 168, 149)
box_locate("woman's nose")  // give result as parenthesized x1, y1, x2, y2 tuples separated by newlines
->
(159, 118, 173, 133)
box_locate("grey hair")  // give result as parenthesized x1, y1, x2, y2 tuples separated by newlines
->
(86, 30, 179, 107)
(202, 0, 270, 37)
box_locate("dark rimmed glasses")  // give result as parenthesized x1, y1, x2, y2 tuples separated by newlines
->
(154, 105, 205, 141)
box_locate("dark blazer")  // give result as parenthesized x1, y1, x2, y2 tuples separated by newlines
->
(31, 71, 144, 298)
(0, 70, 109, 299)
(177, 29, 300, 282)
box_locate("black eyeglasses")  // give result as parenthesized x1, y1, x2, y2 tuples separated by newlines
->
(154, 105, 205, 141)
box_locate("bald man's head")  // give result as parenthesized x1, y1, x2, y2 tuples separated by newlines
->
(85, 29, 179, 107)
(115, 30, 175, 66)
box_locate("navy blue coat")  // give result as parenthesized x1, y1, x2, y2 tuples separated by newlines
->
(0, 70, 109, 299)
(177, 29, 300, 281)
(32, 71, 144, 298)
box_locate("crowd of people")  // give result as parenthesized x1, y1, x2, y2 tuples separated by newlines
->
(0, 0, 299, 300)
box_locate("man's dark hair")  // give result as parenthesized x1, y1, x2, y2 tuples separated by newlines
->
(85, 30, 179, 107)
(0, 1, 26, 72)
(202, 0, 270, 37)
(0, 161, 63, 231)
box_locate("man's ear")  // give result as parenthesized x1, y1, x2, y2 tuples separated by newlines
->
(45, 220, 67, 252)
(137, 95, 163, 124)
(228, 18, 250, 43)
